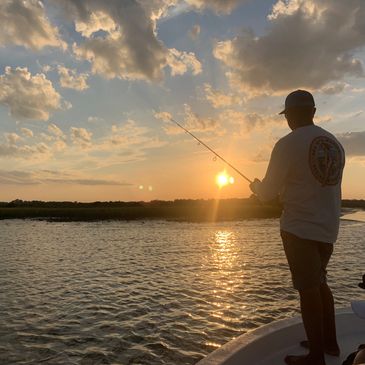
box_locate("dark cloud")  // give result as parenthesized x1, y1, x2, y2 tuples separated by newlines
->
(0, 0, 66, 50)
(52, 0, 200, 81)
(214, 0, 365, 95)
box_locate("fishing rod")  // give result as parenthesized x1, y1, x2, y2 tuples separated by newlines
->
(167, 116, 253, 184)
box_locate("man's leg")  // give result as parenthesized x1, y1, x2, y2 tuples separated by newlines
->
(320, 283, 339, 354)
(285, 286, 326, 365)
(281, 231, 329, 365)
(299, 286, 325, 361)
(299, 283, 340, 356)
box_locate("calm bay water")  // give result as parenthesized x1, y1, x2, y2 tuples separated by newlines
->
(0, 218, 364, 365)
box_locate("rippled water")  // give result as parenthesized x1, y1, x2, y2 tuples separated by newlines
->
(0, 218, 364, 365)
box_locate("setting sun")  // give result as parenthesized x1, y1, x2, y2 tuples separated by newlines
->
(216, 171, 235, 188)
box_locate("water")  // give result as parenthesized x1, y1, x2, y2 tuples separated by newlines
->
(0, 218, 364, 365)
(342, 210, 365, 222)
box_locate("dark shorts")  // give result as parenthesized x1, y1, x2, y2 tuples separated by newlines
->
(281, 230, 333, 291)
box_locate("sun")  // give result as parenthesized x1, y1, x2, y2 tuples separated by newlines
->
(216, 171, 235, 188)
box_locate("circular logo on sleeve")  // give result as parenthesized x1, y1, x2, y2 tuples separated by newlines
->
(309, 136, 343, 186)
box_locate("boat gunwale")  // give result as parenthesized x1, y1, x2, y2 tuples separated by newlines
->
(196, 307, 355, 365)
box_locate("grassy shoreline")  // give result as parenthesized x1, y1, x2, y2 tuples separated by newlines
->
(0, 199, 363, 222)
(0, 198, 283, 222)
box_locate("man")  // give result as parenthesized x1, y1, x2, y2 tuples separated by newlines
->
(250, 90, 345, 365)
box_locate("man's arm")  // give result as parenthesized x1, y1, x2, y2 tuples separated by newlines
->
(250, 140, 290, 202)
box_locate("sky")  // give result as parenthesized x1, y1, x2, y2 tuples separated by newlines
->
(0, 0, 365, 202)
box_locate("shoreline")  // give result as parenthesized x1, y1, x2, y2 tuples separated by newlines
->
(0, 205, 282, 222)
(0, 198, 363, 222)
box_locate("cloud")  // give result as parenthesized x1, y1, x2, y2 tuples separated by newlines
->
(0, 0, 66, 50)
(184, 104, 222, 133)
(186, 0, 246, 14)
(251, 148, 272, 163)
(48, 123, 65, 139)
(73, 34, 201, 81)
(53, 140, 67, 152)
(221, 110, 283, 134)
(167, 48, 202, 76)
(55, 0, 168, 81)
(5, 132, 22, 144)
(0, 67, 62, 121)
(63, 100, 72, 110)
(72, 34, 165, 81)
(40, 132, 54, 142)
(159, 104, 224, 136)
(0, 142, 51, 159)
(154, 111, 172, 122)
(156, 105, 228, 136)
(70, 127, 92, 148)
(53, 0, 201, 81)
(20, 128, 34, 138)
(189, 24, 201, 40)
(242, 112, 274, 130)
(74, 119, 167, 167)
(315, 114, 333, 124)
(349, 111, 363, 119)
(74, 10, 117, 37)
(204, 83, 242, 108)
(44, 178, 130, 185)
(88, 116, 104, 123)
(0, 169, 131, 186)
(38, 124, 66, 150)
(320, 82, 347, 95)
(108, 120, 165, 151)
(41, 65, 52, 73)
(214, 0, 365, 95)
(154, 111, 180, 134)
(0, 170, 39, 185)
(57, 66, 89, 90)
(337, 131, 365, 156)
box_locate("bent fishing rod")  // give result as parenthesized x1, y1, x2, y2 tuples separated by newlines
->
(167, 116, 253, 184)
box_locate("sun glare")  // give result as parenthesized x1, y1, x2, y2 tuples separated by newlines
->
(216, 171, 234, 188)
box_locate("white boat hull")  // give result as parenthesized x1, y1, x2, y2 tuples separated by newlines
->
(197, 308, 365, 365)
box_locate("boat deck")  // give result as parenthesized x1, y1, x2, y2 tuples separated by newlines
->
(197, 309, 365, 365)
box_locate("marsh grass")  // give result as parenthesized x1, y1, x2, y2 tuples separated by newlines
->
(0, 198, 361, 222)
(0, 199, 282, 222)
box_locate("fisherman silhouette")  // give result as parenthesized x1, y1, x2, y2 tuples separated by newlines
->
(250, 90, 345, 365)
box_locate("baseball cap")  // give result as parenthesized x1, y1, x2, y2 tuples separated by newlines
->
(279, 90, 315, 115)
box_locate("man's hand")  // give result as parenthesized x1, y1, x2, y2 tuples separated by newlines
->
(249, 178, 261, 194)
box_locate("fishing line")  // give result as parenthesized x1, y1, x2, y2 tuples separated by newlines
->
(167, 116, 253, 184)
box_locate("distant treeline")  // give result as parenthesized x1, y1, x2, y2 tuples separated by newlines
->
(0, 198, 362, 222)
(0, 198, 281, 222)
(342, 199, 365, 209)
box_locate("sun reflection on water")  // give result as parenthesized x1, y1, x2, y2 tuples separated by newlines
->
(211, 231, 238, 271)
(204, 230, 244, 322)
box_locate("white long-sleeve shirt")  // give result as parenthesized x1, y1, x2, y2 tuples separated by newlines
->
(255, 124, 345, 243)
